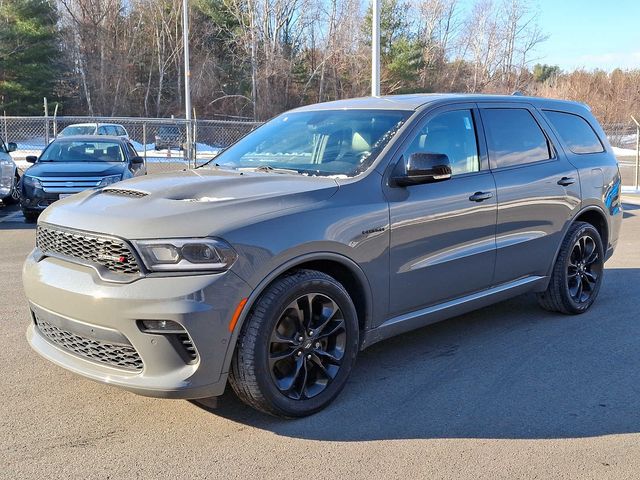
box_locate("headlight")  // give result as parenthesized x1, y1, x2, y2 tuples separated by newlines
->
(23, 175, 42, 188)
(133, 238, 237, 272)
(98, 175, 122, 187)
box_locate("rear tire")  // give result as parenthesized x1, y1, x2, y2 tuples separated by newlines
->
(229, 269, 359, 418)
(536, 222, 604, 314)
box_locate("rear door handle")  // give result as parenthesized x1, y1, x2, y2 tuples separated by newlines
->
(557, 177, 576, 186)
(469, 191, 493, 202)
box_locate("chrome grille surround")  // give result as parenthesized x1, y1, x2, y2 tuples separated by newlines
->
(34, 315, 143, 372)
(36, 176, 104, 194)
(36, 224, 141, 275)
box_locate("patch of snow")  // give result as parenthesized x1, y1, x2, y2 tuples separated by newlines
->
(612, 146, 638, 157)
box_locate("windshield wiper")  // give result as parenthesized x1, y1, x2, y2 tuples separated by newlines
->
(240, 165, 303, 175)
(194, 148, 227, 169)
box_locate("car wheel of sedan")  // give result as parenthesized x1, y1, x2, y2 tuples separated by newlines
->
(3, 173, 20, 205)
(229, 269, 359, 417)
(22, 210, 39, 223)
(536, 221, 604, 314)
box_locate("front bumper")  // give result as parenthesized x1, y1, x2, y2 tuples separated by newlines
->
(23, 250, 252, 399)
(20, 186, 61, 212)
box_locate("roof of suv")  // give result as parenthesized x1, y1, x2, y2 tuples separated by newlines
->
(291, 93, 587, 113)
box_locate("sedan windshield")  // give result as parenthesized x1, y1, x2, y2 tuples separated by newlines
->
(39, 140, 125, 162)
(59, 126, 96, 136)
(213, 109, 410, 176)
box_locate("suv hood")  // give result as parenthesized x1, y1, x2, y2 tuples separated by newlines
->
(25, 161, 127, 177)
(40, 169, 339, 238)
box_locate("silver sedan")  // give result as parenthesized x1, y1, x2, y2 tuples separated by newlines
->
(0, 140, 19, 205)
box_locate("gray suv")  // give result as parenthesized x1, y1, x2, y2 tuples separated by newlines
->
(23, 94, 622, 417)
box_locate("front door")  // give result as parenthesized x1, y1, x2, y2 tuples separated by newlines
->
(386, 105, 498, 317)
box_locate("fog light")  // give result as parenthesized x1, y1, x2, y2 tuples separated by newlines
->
(139, 319, 185, 334)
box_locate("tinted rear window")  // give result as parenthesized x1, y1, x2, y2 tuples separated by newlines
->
(482, 108, 551, 169)
(543, 110, 604, 154)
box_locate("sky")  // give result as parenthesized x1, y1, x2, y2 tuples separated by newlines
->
(534, 0, 640, 71)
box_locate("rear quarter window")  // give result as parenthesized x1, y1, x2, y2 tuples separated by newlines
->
(543, 110, 604, 154)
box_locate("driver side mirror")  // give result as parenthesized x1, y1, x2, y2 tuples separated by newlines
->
(392, 152, 452, 187)
(26, 155, 38, 163)
(7, 142, 17, 153)
(131, 156, 144, 165)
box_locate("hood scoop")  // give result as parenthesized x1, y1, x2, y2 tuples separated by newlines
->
(102, 188, 148, 198)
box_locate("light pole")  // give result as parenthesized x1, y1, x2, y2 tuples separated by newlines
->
(371, 0, 381, 97)
(182, 0, 192, 166)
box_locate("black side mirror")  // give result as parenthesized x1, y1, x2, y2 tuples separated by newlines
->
(131, 156, 144, 165)
(392, 152, 452, 187)
(7, 142, 17, 153)
(26, 155, 38, 163)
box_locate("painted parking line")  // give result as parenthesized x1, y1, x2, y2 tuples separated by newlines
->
(0, 211, 23, 223)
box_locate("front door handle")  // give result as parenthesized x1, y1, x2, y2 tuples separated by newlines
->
(469, 191, 493, 202)
(557, 177, 576, 186)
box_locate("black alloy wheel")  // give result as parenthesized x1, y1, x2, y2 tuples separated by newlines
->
(230, 269, 359, 417)
(269, 293, 347, 400)
(567, 234, 602, 304)
(537, 221, 604, 314)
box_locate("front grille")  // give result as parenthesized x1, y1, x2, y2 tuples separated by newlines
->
(103, 188, 148, 198)
(38, 176, 104, 194)
(36, 225, 141, 274)
(34, 317, 143, 372)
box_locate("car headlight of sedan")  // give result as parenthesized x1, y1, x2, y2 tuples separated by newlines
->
(98, 175, 122, 187)
(23, 175, 42, 188)
(133, 238, 237, 272)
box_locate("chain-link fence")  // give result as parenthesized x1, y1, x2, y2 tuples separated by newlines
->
(3, 114, 639, 186)
(1, 115, 262, 174)
(602, 122, 636, 149)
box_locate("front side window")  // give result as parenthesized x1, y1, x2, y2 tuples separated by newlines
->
(482, 108, 552, 168)
(127, 143, 138, 158)
(40, 140, 125, 162)
(543, 110, 604, 154)
(403, 109, 480, 175)
(212, 109, 410, 177)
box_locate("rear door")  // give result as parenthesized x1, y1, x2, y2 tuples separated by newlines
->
(477, 103, 581, 284)
(386, 104, 497, 317)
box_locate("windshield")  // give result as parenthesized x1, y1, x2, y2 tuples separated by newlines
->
(40, 140, 125, 162)
(59, 125, 96, 136)
(212, 109, 410, 176)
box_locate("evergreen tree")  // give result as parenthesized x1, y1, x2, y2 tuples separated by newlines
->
(0, 0, 61, 114)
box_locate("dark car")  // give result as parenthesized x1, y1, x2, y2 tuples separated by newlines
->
(23, 94, 622, 417)
(20, 136, 146, 222)
(154, 125, 185, 151)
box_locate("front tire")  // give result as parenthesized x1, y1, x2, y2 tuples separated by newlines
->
(22, 210, 39, 223)
(537, 222, 604, 314)
(229, 269, 359, 417)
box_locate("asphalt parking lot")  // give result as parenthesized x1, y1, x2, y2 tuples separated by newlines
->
(2, 198, 640, 479)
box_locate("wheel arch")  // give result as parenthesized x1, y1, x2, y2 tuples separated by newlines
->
(221, 252, 374, 375)
(545, 205, 609, 281)
(573, 206, 608, 251)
